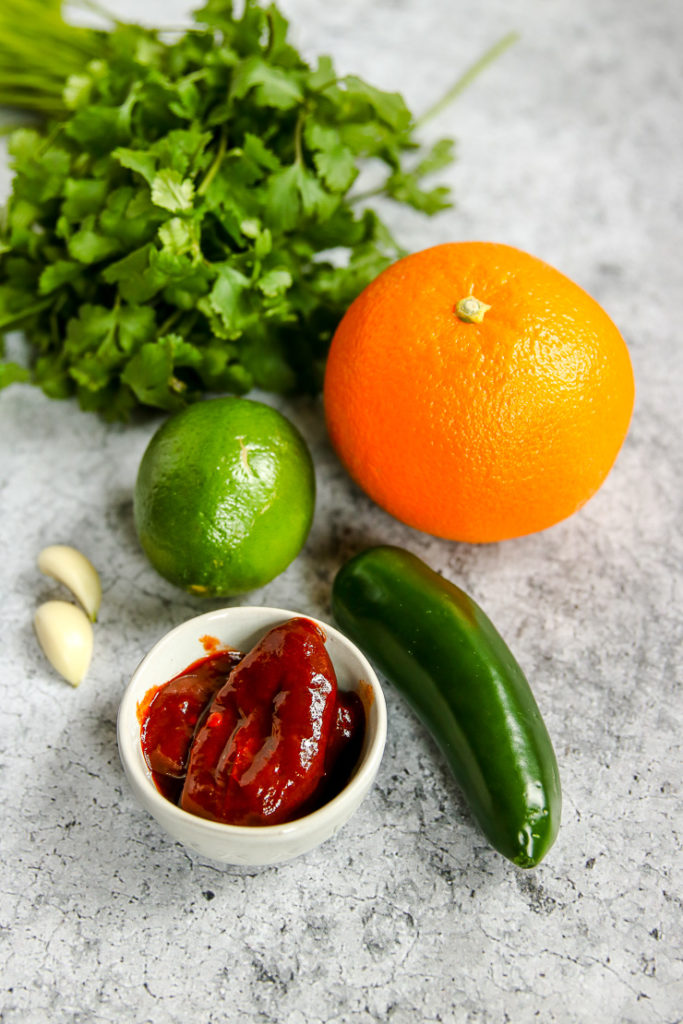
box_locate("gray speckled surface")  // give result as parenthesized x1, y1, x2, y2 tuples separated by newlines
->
(1, 1, 682, 1021)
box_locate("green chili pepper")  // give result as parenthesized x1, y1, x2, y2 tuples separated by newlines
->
(331, 545, 561, 868)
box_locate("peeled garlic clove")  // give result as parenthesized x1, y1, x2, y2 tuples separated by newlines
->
(34, 600, 93, 687)
(38, 544, 102, 622)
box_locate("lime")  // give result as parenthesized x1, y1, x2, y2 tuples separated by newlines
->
(134, 397, 315, 596)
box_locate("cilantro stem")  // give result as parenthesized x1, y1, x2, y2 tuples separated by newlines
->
(37, 121, 64, 157)
(416, 31, 518, 127)
(264, 9, 276, 57)
(197, 129, 227, 196)
(312, 78, 341, 95)
(294, 110, 305, 165)
(0, 71, 72, 90)
(0, 297, 53, 331)
(348, 185, 386, 206)
(0, 0, 107, 117)
(1, 10, 103, 64)
(157, 308, 183, 337)
(0, 93, 66, 113)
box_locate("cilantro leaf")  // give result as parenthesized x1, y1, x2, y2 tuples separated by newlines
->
(151, 171, 196, 212)
(67, 220, 122, 264)
(120, 339, 184, 410)
(66, 106, 127, 155)
(230, 57, 304, 110)
(305, 122, 357, 193)
(113, 147, 158, 185)
(208, 264, 253, 335)
(62, 178, 109, 221)
(0, 361, 30, 388)
(383, 138, 456, 215)
(338, 76, 413, 132)
(38, 260, 82, 294)
(242, 133, 280, 172)
(257, 267, 292, 297)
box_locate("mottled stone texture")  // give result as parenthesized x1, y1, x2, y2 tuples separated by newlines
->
(1, 0, 681, 1021)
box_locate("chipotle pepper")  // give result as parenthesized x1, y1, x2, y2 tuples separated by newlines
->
(302, 690, 366, 814)
(181, 618, 339, 826)
(141, 650, 243, 781)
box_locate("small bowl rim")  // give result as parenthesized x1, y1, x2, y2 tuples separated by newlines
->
(117, 605, 387, 841)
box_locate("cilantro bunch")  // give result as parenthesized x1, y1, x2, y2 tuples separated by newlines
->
(0, 0, 460, 418)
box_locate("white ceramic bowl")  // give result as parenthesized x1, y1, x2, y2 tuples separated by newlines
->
(117, 606, 387, 865)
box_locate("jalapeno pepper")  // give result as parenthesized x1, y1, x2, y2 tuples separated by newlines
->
(331, 546, 561, 868)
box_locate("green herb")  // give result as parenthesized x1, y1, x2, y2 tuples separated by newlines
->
(0, 0, 515, 418)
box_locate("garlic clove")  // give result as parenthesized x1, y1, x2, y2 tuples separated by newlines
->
(34, 600, 94, 687)
(38, 545, 102, 622)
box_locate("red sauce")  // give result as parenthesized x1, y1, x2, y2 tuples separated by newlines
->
(139, 618, 365, 826)
(199, 634, 222, 654)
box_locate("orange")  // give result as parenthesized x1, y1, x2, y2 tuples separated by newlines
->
(323, 242, 634, 542)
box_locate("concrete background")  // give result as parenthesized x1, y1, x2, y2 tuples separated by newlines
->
(1, 1, 682, 1021)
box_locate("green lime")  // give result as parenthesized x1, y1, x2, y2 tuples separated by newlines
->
(134, 397, 315, 596)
